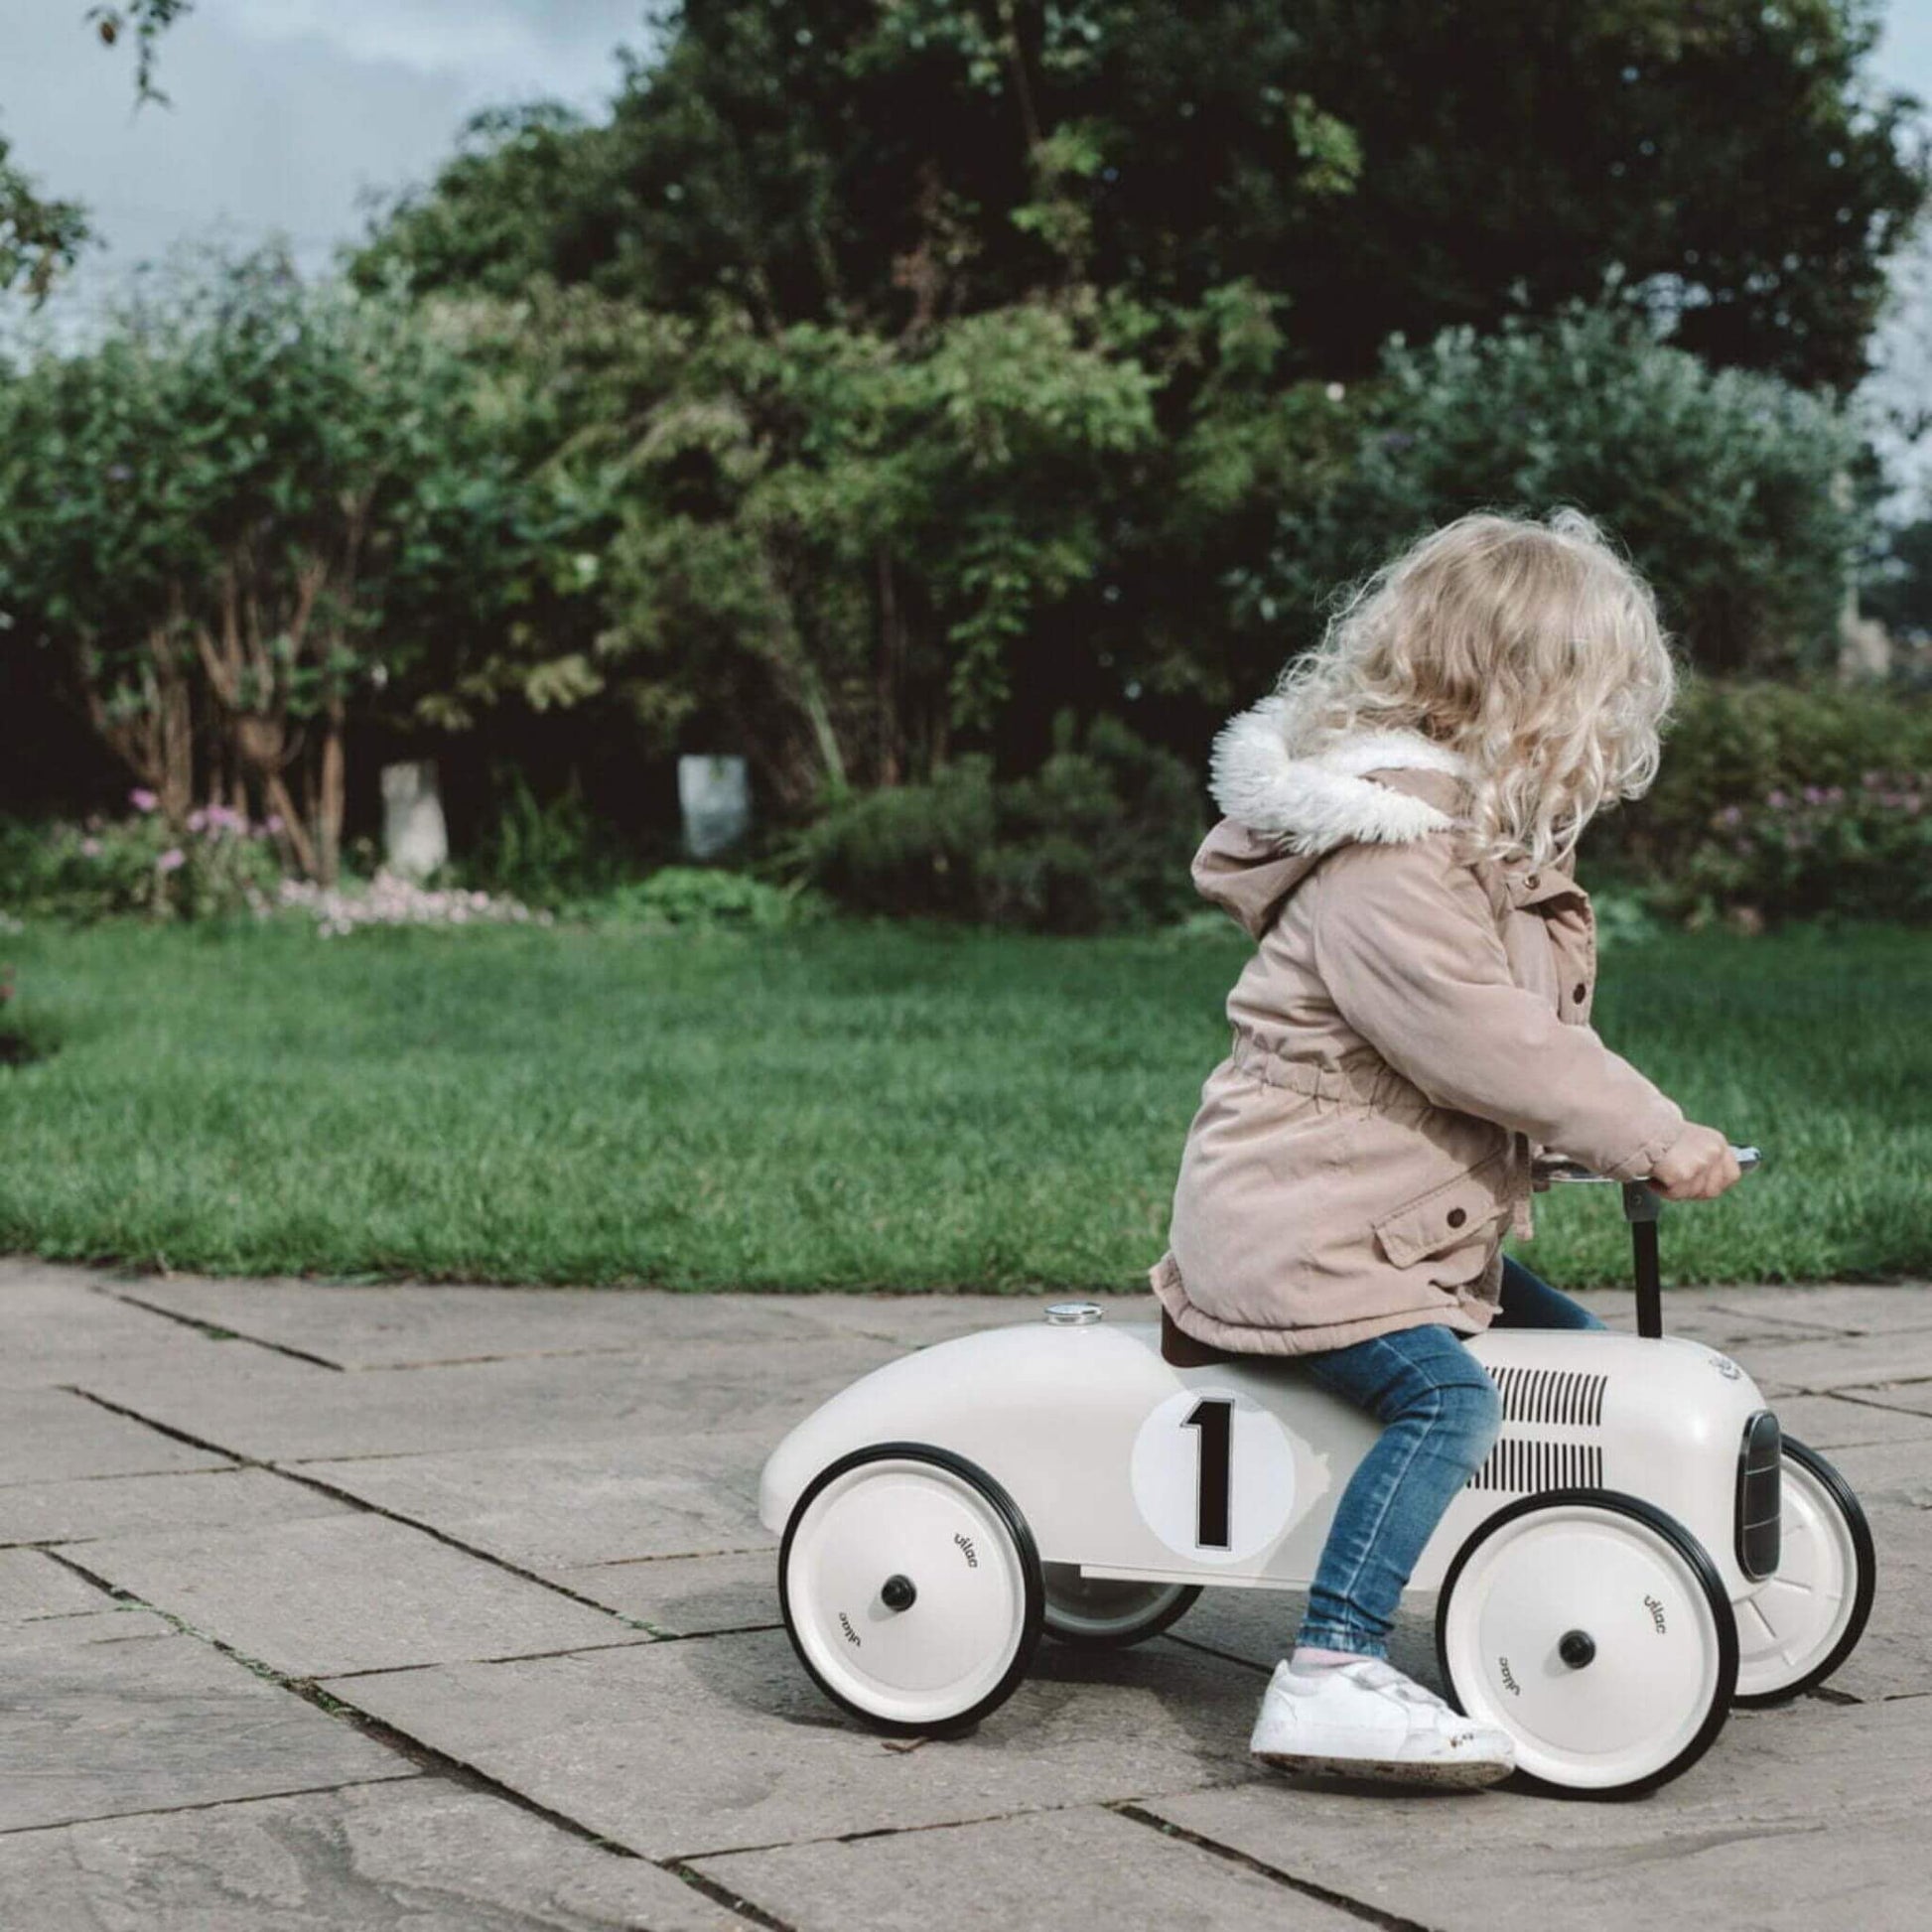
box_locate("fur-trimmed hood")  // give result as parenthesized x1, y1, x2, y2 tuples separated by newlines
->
(1192, 697, 1474, 938)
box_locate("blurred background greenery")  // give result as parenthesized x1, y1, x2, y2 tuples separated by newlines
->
(1, 3, 1929, 1285)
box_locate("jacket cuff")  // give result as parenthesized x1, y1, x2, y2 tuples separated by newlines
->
(1602, 1108, 1688, 1184)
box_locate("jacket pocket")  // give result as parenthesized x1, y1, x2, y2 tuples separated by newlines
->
(1371, 1149, 1513, 1270)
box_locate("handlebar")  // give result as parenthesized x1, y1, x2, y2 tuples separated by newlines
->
(1533, 1145, 1760, 1187)
(1531, 1145, 1760, 1340)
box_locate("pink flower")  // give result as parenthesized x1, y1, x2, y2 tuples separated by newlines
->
(266, 813, 285, 835)
(187, 808, 208, 834)
(157, 848, 186, 874)
(130, 788, 159, 814)
(80, 836, 102, 857)
(1765, 789, 1789, 810)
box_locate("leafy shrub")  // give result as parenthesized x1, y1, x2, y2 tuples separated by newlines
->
(0, 795, 282, 921)
(591, 867, 823, 931)
(463, 768, 635, 908)
(1657, 777, 1931, 926)
(788, 761, 999, 920)
(1583, 680, 1932, 924)
(792, 712, 1203, 931)
(1255, 304, 1863, 678)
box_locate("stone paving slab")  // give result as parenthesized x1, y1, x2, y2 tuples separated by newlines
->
(1724, 1327, 1932, 1395)
(1762, 1389, 1932, 1449)
(0, 1265, 213, 1388)
(322, 1625, 1262, 1862)
(548, 1549, 780, 1636)
(0, 1618, 412, 1833)
(0, 1467, 352, 1549)
(695, 1803, 1358, 1931)
(0, 1779, 744, 1932)
(6, 1260, 1931, 1931)
(1804, 1490, 1931, 1704)
(78, 1333, 898, 1463)
(0, 1547, 111, 1622)
(297, 1433, 771, 1570)
(1829, 1434, 1932, 1501)
(1142, 1698, 1932, 1932)
(1830, 1379, 1932, 1421)
(1700, 1282, 1932, 1335)
(1171, 1590, 1438, 1682)
(0, 1389, 230, 1486)
(71, 1512, 641, 1680)
(113, 1276, 845, 1368)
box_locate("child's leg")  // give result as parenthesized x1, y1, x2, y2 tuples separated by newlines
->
(1493, 1254, 1608, 1330)
(1291, 1326, 1503, 1660)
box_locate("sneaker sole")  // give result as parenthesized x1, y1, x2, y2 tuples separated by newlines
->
(1253, 1748, 1514, 1791)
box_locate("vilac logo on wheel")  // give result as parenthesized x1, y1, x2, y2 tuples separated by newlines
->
(1129, 1387, 1297, 1564)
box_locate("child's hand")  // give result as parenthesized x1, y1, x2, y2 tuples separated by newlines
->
(1649, 1125, 1742, 1201)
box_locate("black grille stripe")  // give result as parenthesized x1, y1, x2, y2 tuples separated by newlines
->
(1488, 1365, 1607, 1428)
(1466, 1438, 1604, 1493)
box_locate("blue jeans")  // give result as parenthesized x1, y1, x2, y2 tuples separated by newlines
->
(1293, 1257, 1607, 1659)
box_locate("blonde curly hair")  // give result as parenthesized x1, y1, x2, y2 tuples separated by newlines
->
(1273, 507, 1678, 868)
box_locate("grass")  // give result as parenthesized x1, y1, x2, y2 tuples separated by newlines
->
(0, 917, 1926, 1291)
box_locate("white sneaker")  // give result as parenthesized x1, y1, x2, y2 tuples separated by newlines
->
(1249, 1657, 1516, 1789)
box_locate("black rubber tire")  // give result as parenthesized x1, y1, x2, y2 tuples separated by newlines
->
(778, 1441, 1044, 1737)
(1040, 1569, 1202, 1649)
(1732, 1435, 1877, 1708)
(1435, 1486, 1739, 1800)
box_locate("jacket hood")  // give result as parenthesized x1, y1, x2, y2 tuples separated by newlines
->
(1193, 698, 1472, 937)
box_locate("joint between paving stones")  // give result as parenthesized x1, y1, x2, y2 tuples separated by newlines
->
(1110, 1801, 1443, 1932)
(90, 1285, 347, 1372)
(39, 1543, 799, 1927)
(1164, 1631, 1275, 1677)
(63, 1385, 661, 1631)
(663, 1862, 802, 1932)
(0, 1777, 428, 1842)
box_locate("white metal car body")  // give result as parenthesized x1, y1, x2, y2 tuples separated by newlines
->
(759, 1310, 1776, 1608)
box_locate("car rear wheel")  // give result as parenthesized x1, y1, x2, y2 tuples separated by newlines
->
(778, 1442, 1042, 1736)
(1040, 1567, 1201, 1647)
(1437, 1488, 1737, 1796)
(1733, 1436, 1875, 1706)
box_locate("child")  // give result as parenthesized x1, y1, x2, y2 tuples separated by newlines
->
(1149, 507, 1741, 1788)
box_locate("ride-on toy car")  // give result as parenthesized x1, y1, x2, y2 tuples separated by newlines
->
(760, 1148, 1876, 1796)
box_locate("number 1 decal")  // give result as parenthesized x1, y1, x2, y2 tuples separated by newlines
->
(1182, 1397, 1233, 1549)
(1130, 1387, 1296, 1565)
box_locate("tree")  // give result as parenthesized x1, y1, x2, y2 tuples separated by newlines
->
(1, 3, 194, 299)
(0, 248, 533, 880)
(544, 288, 1162, 804)
(355, 0, 1927, 393)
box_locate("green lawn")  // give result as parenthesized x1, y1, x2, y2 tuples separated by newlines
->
(1, 918, 1926, 1290)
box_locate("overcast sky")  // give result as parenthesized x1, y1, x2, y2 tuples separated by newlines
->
(4, 0, 1931, 502)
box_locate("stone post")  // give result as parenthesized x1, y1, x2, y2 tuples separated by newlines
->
(380, 760, 450, 882)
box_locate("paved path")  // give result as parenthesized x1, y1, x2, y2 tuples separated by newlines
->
(3, 1259, 1930, 1931)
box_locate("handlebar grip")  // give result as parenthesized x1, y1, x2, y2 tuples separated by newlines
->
(1534, 1144, 1761, 1186)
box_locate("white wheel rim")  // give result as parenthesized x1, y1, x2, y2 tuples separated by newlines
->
(1042, 1565, 1187, 1639)
(1735, 1453, 1860, 1697)
(785, 1458, 1030, 1726)
(1442, 1504, 1726, 1789)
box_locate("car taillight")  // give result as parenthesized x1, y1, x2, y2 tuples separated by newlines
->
(1736, 1411, 1782, 1581)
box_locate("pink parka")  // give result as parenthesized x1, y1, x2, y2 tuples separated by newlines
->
(1150, 706, 1687, 1358)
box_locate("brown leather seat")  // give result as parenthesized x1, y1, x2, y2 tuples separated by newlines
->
(1160, 1305, 1246, 1368)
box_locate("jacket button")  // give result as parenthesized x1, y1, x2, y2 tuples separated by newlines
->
(1447, 1206, 1467, 1229)
(1524, 873, 1539, 890)
(1573, 983, 1587, 1003)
